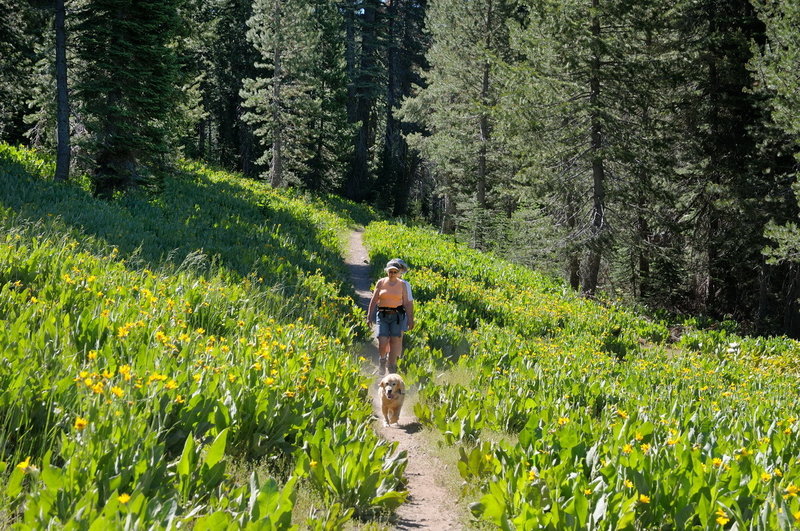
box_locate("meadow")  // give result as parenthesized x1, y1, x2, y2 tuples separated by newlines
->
(365, 222, 800, 530)
(3, 141, 800, 530)
(0, 145, 404, 528)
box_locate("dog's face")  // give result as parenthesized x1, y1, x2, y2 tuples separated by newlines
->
(379, 374, 405, 401)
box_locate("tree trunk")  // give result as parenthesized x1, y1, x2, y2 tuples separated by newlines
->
(476, 0, 492, 211)
(441, 173, 456, 234)
(54, 0, 70, 182)
(344, 0, 357, 123)
(383, 0, 412, 215)
(565, 187, 581, 290)
(238, 106, 257, 177)
(270, 44, 283, 187)
(269, 0, 283, 188)
(345, 0, 378, 201)
(583, 0, 606, 297)
(197, 119, 206, 158)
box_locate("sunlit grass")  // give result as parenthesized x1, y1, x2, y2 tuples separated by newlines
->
(365, 221, 800, 529)
(0, 144, 402, 528)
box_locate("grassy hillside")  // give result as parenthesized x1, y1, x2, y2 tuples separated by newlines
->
(0, 145, 404, 528)
(4, 141, 800, 529)
(365, 221, 800, 529)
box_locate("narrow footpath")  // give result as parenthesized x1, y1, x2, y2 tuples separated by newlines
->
(344, 228, 463, 530)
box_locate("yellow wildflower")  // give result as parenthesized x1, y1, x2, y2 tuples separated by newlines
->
(622, 444, 633, 455)
(638, 494, 650, 504)
(74, 417, 89, 430)
(16, 456, 32, 471)
(118, 493, 131, 504)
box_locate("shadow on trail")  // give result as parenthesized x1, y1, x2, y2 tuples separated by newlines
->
(399, 421, 422, 435)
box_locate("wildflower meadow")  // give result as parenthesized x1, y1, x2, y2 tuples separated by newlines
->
(3, 142, 800, 529)
(0, 145, 404, 528)
(365, 222, 800, 530)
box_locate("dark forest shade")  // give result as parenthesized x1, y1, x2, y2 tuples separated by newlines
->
(54, 0, 69, 182)
(2, 0, 799, 336)
(73, 0, 183, 196)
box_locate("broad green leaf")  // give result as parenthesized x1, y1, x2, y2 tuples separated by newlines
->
(204, 428, 229, 469)
(177, 435, 195, 478)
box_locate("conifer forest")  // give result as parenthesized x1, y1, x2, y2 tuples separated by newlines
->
(2, 0, 800, 337)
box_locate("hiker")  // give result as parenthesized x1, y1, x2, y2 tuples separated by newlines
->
(367, 258, 414, 374)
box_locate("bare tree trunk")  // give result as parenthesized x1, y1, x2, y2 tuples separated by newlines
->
(565, 187, 581, 290)
(442, 175, 456, 234)
(583, 0, 606, 296)
(270, 0, 283, 188)
(344, 0, 357, 123)
(345, 0, 378, 201)
(382, 0, 412, 215)
(198, 119, 206, 158)
(54, 0, 70, 182)
(476, 0, 493, 211)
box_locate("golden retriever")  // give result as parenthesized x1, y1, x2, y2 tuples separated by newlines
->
(379, 373, 405, 427)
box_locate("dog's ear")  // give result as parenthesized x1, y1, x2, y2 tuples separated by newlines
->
(379, 380, 386, 387)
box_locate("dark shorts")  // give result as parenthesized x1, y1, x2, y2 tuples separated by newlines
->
(376, 310, 408, 337)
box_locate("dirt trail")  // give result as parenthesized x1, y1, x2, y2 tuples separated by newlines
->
(344, 228, 463, 530)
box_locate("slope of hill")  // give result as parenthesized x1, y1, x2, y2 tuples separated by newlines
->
(3, 142, 800, 529)
(365, 221, 800, 529)
(0, 145, 404, 528)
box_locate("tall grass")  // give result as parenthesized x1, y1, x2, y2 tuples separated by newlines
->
(365, 221, 800, 529)
(0, 145, 406, 528)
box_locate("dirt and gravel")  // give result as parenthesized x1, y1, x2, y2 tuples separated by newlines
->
(345, 228, 464, 530)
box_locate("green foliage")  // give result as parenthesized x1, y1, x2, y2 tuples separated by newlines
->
(365, 220, 800, 529)
(295, 423, 407, 519)
(0, 1, 45, 145)
(73, 0, 185, 194)
(242, 0, 352, 189)
(0, 145, 396, 527)
(754, 0, 800, 267)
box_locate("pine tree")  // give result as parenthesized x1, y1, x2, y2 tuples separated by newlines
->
(343, 0, 385, 201)
(303, 0, 352, 191)
(242, 0, 340, 188)
(0, 1, 46, 145)
(667, 0, 798, 329)
(752, 0, 800, 333)
(398, 0, 514, 244)
(73, 0, 184, 196)
(378, 0, 427, 215)
(54, 0, 70, 181)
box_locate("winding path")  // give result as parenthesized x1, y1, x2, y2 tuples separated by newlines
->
(344, 228, 463, 530)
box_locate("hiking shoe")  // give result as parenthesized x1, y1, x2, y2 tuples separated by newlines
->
(378, 358, 386, 375)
